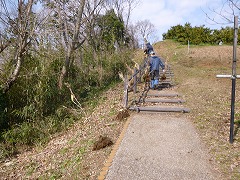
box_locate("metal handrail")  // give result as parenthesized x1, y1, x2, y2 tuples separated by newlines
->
(123, 57, 149, 108)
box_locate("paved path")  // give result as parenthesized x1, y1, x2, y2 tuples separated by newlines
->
(98, 89, 221, 180)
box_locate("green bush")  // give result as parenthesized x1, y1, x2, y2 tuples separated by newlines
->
(0, 45, 134, 160)
(0, 88, 8, 130)
(164, 23, 238, 45)
(2, 122, 43, 146)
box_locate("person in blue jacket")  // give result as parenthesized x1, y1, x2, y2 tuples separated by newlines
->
(144, 42, 154, 55)
(149, 51, 165, 89)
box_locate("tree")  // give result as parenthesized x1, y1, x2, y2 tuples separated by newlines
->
(204, 0, 240, 25)
(163, 23, 237, 45)
(219, 26, 234, 43)
(84, 0, 105, 53)
(0, 0, 37, 93)
(102, 0, 140, 48)
(42, 0, 87, 89)
(163, 24, 187, 43)
(96, 9, 125, 51)
(103, 0, 139, 30)
(135, 19, 156, 42)
(126, 24, 139, 48)
(0, 34, 11, 54)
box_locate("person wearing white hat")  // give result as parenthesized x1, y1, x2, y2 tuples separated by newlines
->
(144, 42, 154, 55)
(149, 51, 165, 89)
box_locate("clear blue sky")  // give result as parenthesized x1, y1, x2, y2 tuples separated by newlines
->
(130, 0, 235, 42)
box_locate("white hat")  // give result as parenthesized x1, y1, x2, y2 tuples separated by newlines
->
(150, 51, 155, 55)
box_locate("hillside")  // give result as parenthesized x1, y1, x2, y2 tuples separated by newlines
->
(1, 40, 240, 179)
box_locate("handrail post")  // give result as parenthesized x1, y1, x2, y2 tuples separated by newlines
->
(123, 75, 128, 108)
(133, 68, 137, 93)
(139, 65, 142, 83)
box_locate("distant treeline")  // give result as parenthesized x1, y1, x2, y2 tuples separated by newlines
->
(163, 23, 238, 45)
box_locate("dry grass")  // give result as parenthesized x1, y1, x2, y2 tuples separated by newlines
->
(1, 40, 240, 179)
(0, 84, 127, 179)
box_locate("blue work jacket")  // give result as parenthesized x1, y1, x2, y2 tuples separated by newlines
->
(149, 56, 165, 71)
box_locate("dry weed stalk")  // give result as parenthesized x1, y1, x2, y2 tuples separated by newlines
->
(118, 60, 140, 89)
(64, 82, 86, 115)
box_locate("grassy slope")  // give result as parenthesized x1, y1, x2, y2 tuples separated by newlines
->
(0, 83, 127, 179)
(154, 40, 240, 179)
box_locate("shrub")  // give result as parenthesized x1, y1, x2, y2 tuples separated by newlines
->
(0, 46, 134, 160)
(0, 88, 8, 130)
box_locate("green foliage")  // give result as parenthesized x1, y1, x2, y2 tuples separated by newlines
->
(0, 106, 77, 159)
(2, 122, 43, 146)
(163, 23, 238, 45)
(4, 54, 64, 126)
(96, 9, 126, 51)
(0, 0, 135, 162)
(0, 88, 8, 129)
(0, 43, 134, 160)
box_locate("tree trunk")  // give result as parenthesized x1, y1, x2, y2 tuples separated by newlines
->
(2, 0, 34, 93)
(3, 55, 22, 93)
(58, 0, 86, 89)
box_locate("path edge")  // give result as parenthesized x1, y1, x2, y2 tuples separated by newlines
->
(97, 114, 133, 180)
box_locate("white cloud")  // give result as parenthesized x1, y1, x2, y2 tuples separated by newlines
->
(167, 0, 207, 8)
(130, 0, 232, 41)
(131, 0, 165, 23)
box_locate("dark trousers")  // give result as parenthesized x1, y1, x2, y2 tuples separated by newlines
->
(150, 70, 160, 80)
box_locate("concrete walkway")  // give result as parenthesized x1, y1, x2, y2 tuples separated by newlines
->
(98, 89, 221, 180)
(101, 113, 220, 180)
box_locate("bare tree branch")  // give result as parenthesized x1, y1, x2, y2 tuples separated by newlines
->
(203, 0, 240, 26)
(135, 19, 155, 41)
(58, 0, 87, 89)
(1, 0, 36, 93)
